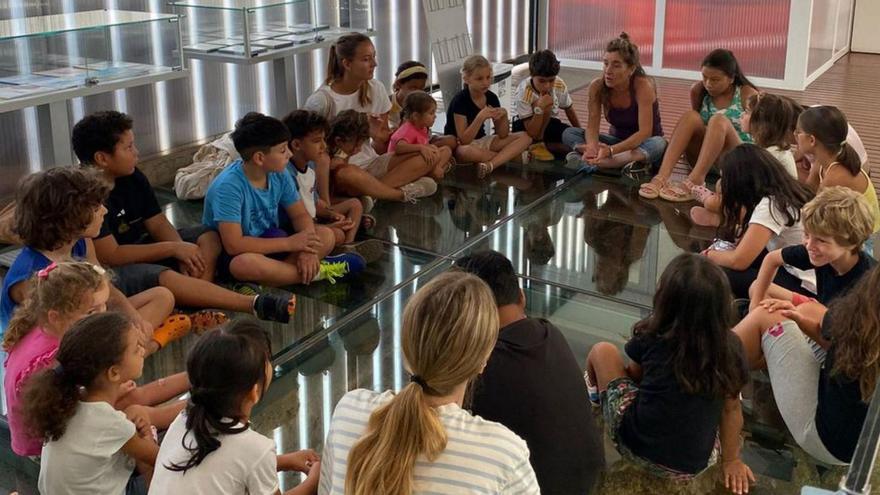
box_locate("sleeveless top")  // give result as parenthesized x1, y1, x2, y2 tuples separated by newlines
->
(606, 78, 663, 140)
(820, 162, 880, 233)
(700, 85, 752, 143)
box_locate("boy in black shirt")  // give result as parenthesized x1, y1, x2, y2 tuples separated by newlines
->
(454, 250, 605, 494)
(74, 111, 294, 323)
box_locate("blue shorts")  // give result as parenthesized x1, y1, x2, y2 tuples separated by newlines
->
(561, 128, 667, 167)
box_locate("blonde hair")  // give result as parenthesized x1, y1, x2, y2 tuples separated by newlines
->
(4, 262, 108, 351)
(326, 33, 373, 107)
(344, 271, 499, 495)
(461, 55, 491, 80)
(802, 186, 874, 250)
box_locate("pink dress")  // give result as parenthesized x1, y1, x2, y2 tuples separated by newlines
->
(389, 121, 430, 153)
(4, 327, 59, 456)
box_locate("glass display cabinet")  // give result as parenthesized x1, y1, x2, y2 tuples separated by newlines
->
(0, 9, 187, 165)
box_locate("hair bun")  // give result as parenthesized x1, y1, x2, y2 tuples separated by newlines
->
(619, 32, 630, 40)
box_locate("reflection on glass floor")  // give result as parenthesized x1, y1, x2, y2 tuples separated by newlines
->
(0, 162, 857, 492)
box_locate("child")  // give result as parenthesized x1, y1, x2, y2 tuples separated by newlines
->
(320, 271, 538, 493)
(641, 49, 759, 201)
(0, 167, 181, 355)
(281, 109, 381, 257)
(23, 312, 162, 492)
(513, 49, 580, 160)
(586, 254, 753, 493)
(4, 263, 191, 458)
(796, 106, 880, 235)
(703, 144, 814, 298)
(444, 55, 532, 178)
(389, 60, 458, 149)
(748, 187, 876, 312)
(690, 93, 801, 226)
(73, 111, 296, 324)
(732, 264, 880, 465)
(202, 112, 365, 287)
(149, 319, 321, 494)
(455, 251, 605, 494)
(389, 91, 454, 180)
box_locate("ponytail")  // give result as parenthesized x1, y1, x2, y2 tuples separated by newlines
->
(325, 33, 373, 108)
(20, 312, 131, 442)
(799, 106, 862, 176)
(838, 142, 862, 176)
(346, 383, 447, 494)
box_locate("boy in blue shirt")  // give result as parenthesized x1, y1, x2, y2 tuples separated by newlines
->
(203, 112, 364, 286)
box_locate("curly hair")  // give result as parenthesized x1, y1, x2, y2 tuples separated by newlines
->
(71, 111, 133, 165)
(802, 186, 875, 251)
(281, 109, 328, 141)
(4, 262, 109, 351)
(13, 167, 110, 251)
(21, 312, 131, 442)
(326, 110, 370, 156)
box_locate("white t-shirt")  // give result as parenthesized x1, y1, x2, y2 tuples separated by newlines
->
(319, 389, 539, 495)
(766, 146, 798, 179)
(289, 161, 317, 218)
(149, 412, 279, 495)
(749, 196, 805, 252)
(513, 76, 573, 120)
(304, 79, 393, 168)
(38, 401, 136, 495)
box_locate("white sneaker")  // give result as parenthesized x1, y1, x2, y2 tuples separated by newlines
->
(400, 177, 437, 203)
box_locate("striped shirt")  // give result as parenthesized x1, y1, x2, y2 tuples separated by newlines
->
(513, 77, 573, 120)
(319, 389, 539, 495)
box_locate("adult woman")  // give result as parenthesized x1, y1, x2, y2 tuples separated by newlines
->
(640, 49, 758, 201)
(562, 33, 666, 172)
(304, 33, 436, 203)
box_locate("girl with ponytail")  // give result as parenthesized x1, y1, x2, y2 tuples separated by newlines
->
(321, 271, 539, 494)
(796, 106, 880, 234)
(149, 318, 320, 495)
(23, 312, 160, 493)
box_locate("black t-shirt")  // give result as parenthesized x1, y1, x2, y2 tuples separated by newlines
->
(444, 86, 501, 139)
(618, 332, 747, 474)
(815, 310, 869, 463)
(470, 318, 605, 494)
(98, 168, 162, 245)
(782, 245, 876, 305)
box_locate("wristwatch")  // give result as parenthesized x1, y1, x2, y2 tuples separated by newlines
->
(533, 105, 544, 116)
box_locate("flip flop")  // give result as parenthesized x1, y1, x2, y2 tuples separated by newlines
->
(659, 181, 695, 202)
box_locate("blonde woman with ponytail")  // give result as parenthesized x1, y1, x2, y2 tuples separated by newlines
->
(304, 33, 438, 204)
(319, 272, 539, 494)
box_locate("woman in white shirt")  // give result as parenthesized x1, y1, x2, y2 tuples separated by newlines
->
(319, 271, 539, 494)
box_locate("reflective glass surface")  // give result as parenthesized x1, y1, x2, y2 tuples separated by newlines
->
(0, 10, 177, 41)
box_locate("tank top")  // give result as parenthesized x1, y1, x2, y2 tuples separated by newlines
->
(606, 78, 663, 140)
(700, 85, 752, 143)
(820, 162, 880, 233)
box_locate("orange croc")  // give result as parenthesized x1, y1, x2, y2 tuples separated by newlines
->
(153, 314, 192, 349)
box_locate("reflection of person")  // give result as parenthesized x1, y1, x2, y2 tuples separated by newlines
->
(514, 174, 563, 266)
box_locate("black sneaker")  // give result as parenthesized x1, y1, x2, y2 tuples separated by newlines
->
(253, 292, 296, 323)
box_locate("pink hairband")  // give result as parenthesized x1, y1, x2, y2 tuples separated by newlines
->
(37, 262, 58, 279)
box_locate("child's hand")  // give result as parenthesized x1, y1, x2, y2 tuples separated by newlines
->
(759, 298, 795, 313)
(536, 93, 554, 110)
(477, 106, 496, 122)
(118, 379, 137, 398)
(419, 145, 440, 165)
(368, 113, 390, 141)
(328, 217, 355, 231)
(287, 231, 321, 255)
(295, 253, 320, 284)
(491, 107, 507, 120)
(174, 242, 206, 278)
(124, 405, 153, 439)
(588, 143, 612, 163)
(779, 308, 822, 337)
(722, 458, 755, 494)
(278, 449, 321, 473)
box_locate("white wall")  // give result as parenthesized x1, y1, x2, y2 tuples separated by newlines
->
(853, 0, 880, 53)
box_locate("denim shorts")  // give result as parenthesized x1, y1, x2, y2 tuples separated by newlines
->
(561, 127, 667, 166)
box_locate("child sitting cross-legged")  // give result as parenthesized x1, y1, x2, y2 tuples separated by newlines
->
(23, 312, 168, 492)
(389, 91, 455, 181)
(281, 109, 382, 262)
(149, 319, 321, 494)
(4, 262, 190, 459)
(74, 111, 296, 324)
(202, 112, 365, 287)
(586, 253, 754, 494)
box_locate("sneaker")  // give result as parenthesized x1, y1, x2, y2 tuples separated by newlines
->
(529, 143, 554, 161)
(254, 293, 297, 323)
(314, 252, 366, 284)
(564, 151, 598, 174)
(359, 195, 375, 214)
(231, 282, 263, 297)
(336, 239, 384, 264)
(583, 371, 601, 407)
(400, 177, 437, 203)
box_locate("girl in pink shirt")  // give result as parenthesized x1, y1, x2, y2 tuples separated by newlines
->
(389, 91, 454, 179)
(3, 261, 189, 457)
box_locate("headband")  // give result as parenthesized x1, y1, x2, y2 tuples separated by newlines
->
(395, 66, 428, 83)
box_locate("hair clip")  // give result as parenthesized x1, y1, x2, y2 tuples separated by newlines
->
(37, 262, 58, 279)
(91, 263, 107, 276)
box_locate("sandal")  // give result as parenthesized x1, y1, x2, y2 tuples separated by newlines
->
(691, 184, 714, 205)
(690, 206, 721, 227)
(659, 181, 695, 202)
(477, 161, 494, 179)
(361, 214, 376, 230)
(188, 310, 229, 334)
(153, 315, 192, 349)
(638, 176, 665, 199)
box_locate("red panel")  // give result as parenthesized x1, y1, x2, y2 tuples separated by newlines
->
(548, 0, 656, 65)
(663, 0, 790, 79)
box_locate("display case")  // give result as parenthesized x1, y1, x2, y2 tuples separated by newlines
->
(0, 10, 185, 111)
(0, 9, 187, 166)
(170, 0, 375, 64)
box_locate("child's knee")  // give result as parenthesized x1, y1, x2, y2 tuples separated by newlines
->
(229, 253, 266, 280)
(332, 228, 345, 245)
(346, 198, 363, 217)
(316, 225, 337, 248)
(588, 341, 620, 363)
(143, 286, 175, 314)
(198, 230, 223, 257)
